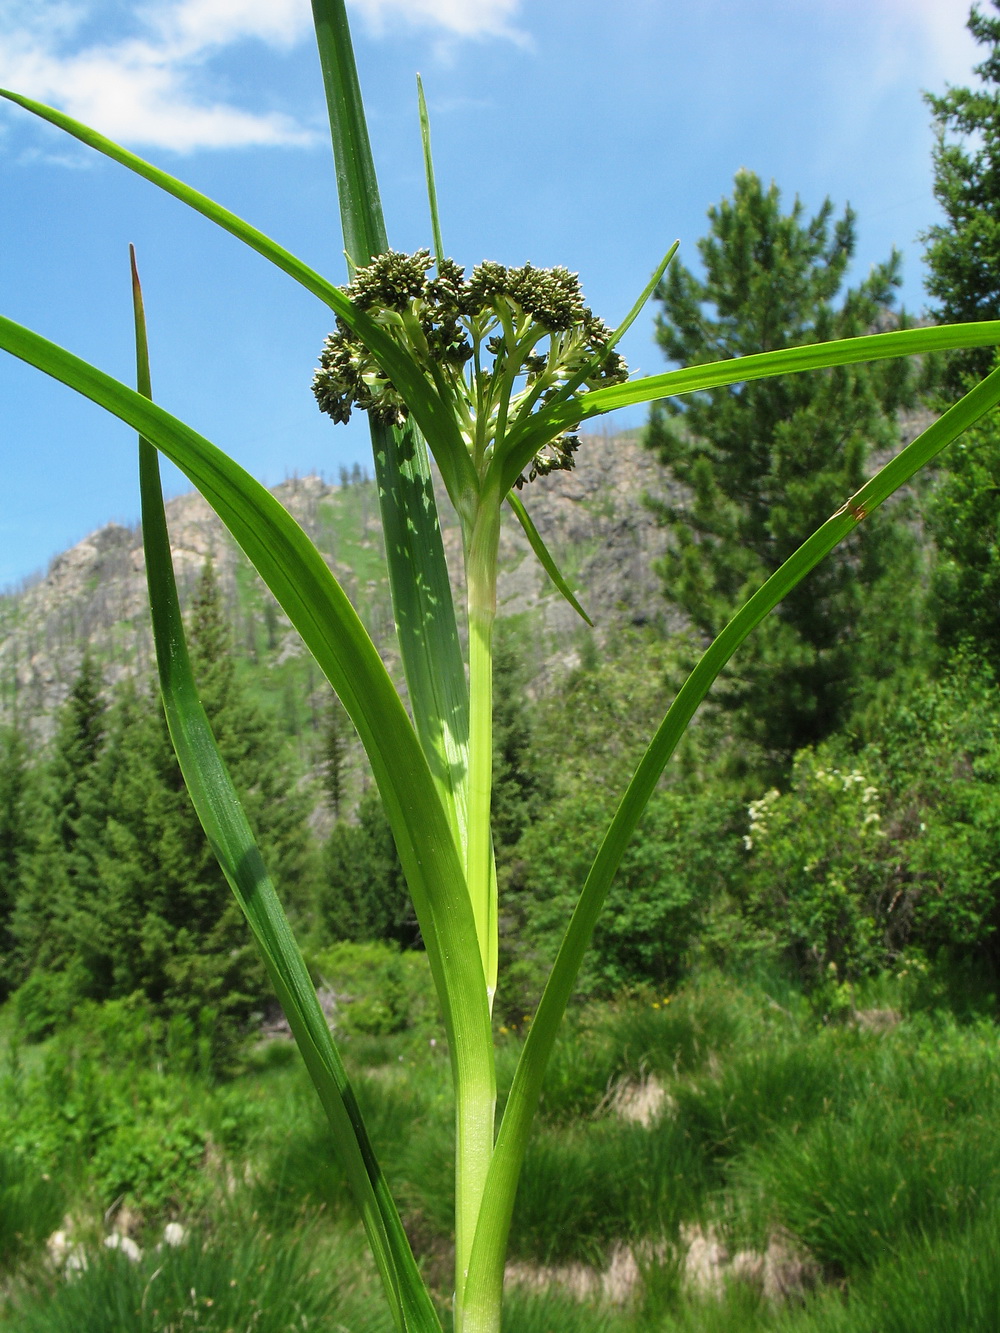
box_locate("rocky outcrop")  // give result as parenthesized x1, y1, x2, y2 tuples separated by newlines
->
(0, 434, 675, 739)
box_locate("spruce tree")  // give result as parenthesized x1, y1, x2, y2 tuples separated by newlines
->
(98, 685, 269, 1049)
(922, 0, 1000, 392)
(187, 558, 316, 907)
(646, 170, 916, 763)
(0, 726, 32, 996)
(322, 692, 351, 821)
(15, 657, 110, 982)
(50, 654, 106, 862)
(87, 561, 317, 1054)
(7, 659, 115, 1030)
(321, 788, 418, 946)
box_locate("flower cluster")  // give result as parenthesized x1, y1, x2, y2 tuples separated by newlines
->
(743, 787, 780, 851)
(744, 765, 883, 853)
(313, 250, 628, 485)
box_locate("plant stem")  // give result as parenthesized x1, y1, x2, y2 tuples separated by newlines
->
(453, 1039, 497, 1329)
(454, 483, 501, 1327)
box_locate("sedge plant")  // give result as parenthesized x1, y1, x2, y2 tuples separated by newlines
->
(4, 4, 1000, 1330)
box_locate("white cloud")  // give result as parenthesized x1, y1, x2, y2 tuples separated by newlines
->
(857, 0, 981, 98)
(144, 0, 312, 57)
(348, 0, 524, 42)
(897, 0, 982, 89)
(0, 0, 314, 151)
(1, 0, 523, 154)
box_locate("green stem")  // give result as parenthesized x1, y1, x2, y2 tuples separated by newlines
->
(453, 477, 501, 1322)
(453, 482, 501, 1326)
(453, 1036, 497, 1328)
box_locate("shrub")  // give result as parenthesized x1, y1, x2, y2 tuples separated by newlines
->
(310, 940, 440, 1041)
(13, 966, 87, 1043)
(508, 786, 744, 1007)
(742, 748, 890, 984)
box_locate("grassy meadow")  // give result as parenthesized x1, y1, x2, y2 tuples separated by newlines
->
(1, 952, 999, 1330)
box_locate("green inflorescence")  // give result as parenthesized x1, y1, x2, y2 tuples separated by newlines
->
(312, 249, 628, 487)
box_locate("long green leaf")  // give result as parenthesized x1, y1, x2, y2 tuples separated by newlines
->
(374, 419, 472, 854)
(416, 75, 446, 268)
(308, 7, 472, 855)
(129, 247, 439, 1333)
(463, 360, 1000, 1319)
(506, 491, 592, 625)
(0, 311, 492, 1109)
(310, 0, 388, 273)
(606, 243, 680, 350)
(0, 88, 471, 492)
(500, 320, 1000, 493)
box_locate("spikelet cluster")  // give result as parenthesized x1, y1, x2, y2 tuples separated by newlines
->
(313, 250, 627, 484)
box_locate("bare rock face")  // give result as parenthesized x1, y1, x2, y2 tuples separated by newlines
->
(495, 430, 677, 637)
(0, 434, 672, 740)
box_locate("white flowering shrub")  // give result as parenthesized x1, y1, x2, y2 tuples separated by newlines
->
(743, 748, 891, 983)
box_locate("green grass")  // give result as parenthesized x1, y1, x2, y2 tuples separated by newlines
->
(734, 1044, 1000, 1272)
(3, 1218, 391, 1333)
(0, 1148, 64, 1275)
(3, 970, 1000, 1330)
(510, 1119, 707, 1267)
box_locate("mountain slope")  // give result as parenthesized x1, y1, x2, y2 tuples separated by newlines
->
(0, 432, 675, 739)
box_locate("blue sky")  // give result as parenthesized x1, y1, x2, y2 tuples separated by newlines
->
(0, 0, 982, 589)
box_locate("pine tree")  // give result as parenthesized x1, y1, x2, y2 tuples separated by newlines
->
(916, 6, 1000, 671)
(321, 788, 418, 947)
(491, 628, 549, 858)
(0, 726, 32, 997)
(922, 1, 1000, 393)
(926, 415, 1000, 670)
(646, 170, 917, 763)
(322, 692, 351, 821)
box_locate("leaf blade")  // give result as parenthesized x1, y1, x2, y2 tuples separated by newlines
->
(500, 320, 1000, 492)
(506, 491, 592, 625)
(0, 311, 492, 1095)
(417, 75, 446, 268)
(306, 7, 473, 855)
(587, 320, 1000, 411)
(310, 0, 389, 272)
(130, 246, 438, 1333)
(374, 419, 472, 853)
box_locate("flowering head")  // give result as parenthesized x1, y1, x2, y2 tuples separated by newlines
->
(313, 249, 627, 490)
